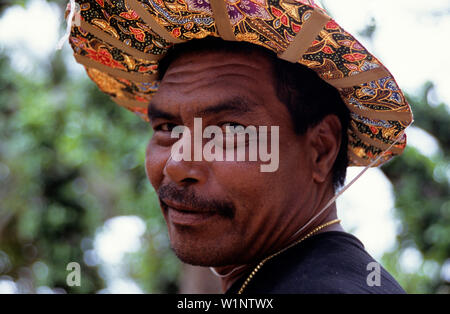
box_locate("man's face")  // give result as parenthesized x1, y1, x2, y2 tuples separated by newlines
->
(145, 49, 318, 267)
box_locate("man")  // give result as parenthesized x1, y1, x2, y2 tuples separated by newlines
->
(68, 0, 412, 293)
(145, 38, 405, 293)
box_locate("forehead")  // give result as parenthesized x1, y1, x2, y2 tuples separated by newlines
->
(151, 49, 278, 114)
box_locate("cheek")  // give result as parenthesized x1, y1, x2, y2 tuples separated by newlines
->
(212, 161, 278, 216)
(216, 143, 308, 215)
(145, 139, 169, 189)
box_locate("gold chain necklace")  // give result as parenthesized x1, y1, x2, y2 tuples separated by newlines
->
(237, 219, 341, 294)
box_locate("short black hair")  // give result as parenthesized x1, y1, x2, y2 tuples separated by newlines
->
(158, 38, 349, 189)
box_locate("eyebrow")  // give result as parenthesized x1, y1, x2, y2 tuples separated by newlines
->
(147, 105, 176, 121)
(195, 97, 255, 116)
(147, 96, 257, 121)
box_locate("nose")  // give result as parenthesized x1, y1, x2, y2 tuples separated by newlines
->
(163, 155, 208, 186)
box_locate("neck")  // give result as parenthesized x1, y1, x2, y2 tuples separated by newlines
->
(215, 196, 344, 292)
(212, 264, 255, 292)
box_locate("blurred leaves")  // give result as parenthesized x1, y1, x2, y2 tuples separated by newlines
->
(358, 17, 377, 40)
(381, 84, 450, 293)
(0, 47, 179, 293)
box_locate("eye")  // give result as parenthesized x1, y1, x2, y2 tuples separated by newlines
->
(154, 122, 178, 132)
(221, 122, 246, 133)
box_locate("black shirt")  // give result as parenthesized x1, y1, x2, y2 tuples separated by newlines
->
(226, 231, 405, 294)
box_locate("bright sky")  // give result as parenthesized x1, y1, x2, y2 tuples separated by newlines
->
(0, 0, 447, 292)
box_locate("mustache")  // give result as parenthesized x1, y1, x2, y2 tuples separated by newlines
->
(158, 184, 235, 219)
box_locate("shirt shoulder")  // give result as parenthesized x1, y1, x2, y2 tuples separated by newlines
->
(230, 231, 405, 294)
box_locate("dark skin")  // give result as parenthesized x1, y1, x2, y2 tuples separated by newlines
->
(145, 48, 344, 292)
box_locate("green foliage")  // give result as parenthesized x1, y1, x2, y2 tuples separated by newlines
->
(358, 17, 377, 40)
(381, 84, 450, 294)
(0, 49, 180, 293)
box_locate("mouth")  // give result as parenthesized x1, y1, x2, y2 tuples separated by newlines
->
(160, 199, 217, 226)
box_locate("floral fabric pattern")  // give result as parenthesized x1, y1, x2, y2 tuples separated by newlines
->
(69, 0, 413, 166)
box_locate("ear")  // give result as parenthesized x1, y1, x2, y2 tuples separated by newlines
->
(307, 115, 342, 184)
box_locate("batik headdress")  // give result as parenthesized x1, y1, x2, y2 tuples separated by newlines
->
(67, 0, 413, 166)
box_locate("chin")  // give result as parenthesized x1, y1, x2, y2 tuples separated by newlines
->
(168, 229, 245, 267)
